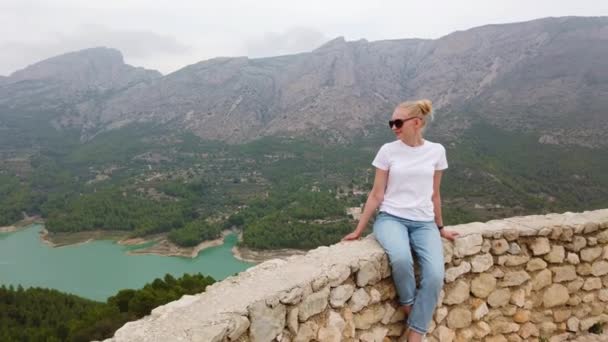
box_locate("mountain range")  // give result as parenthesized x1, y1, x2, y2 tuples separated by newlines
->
(1, 16, 607, 147)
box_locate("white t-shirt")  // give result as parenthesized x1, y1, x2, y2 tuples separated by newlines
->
(372, 139, 448, 221)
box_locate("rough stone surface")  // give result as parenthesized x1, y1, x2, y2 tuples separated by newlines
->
(552, 265, 578, 282)
(287, 307, 298, 335)
(567, 252, 580, 265)
(598, 289, 608, 302)
(567, 236, 587, 252)
(592, 260, 608, 276)
(280, 287, 304, 305)
(443, 242, 454, 264)
(298, 286, 330, 321)
(545, 245, 566, 263)
(327, 264, 351, 287)
(444, 280, 470, 305)
(436, 326, 455, 342)
(348, 288, 370, 313)
(490, 320, 520, 334)
(510, 289, 526, 307)
(581, 247, 603, 262)
(471, 273, 497, 298)
(447, 307, 472, 329)
(500, 271, 531, 287)
(513, 309, 530, 323)
(434, 306, 448, 324)
(498, 254, 530, 266)
(381, 303, 396, 325)
(543, 284, 570, 308)
(472, 298, 489, 320)
(454, 234, 483, 257)
(526, 258, 548, 271)
(249, 300, 287, 342)
(567, 317, 580, 332)
(553, 309, 571, 323)
(446, 260, 470, 280)
(294, 321, 318, 342)
(508, 242, 522, 255)
(531, 237, 551, 255)
(471, 253, 493, 273)
(488, 288, 511, 308)
(356, 259, 382, 287)
(492, 239, 510, 255)
(353, 304, 385, 330)
(228, 315, 250, 341)
(329, 284, 354, 308)
(582, 277, 602, 291)
(567, 278, 584, 293)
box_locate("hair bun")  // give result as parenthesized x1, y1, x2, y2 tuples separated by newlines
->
(416, 99, 433, 115)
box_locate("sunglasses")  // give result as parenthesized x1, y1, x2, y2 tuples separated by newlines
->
(388, 117, 419, 129)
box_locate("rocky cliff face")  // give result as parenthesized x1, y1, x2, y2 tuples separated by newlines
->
(1, 17, 607, 146)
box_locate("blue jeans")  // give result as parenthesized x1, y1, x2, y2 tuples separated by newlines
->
(373, 211, 444, 334)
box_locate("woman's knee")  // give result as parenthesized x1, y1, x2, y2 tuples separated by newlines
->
(423, 264, 445, 289)
(389, 253, 414, 270)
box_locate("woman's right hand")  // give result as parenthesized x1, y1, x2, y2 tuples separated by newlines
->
(342, 231, 361, 241)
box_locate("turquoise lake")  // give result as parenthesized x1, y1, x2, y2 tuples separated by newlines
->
(0, 224, 253, 301)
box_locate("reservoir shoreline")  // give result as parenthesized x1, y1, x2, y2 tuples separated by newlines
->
(4, 220, 304, 263)
(38, 227, 237, 259)
(0, 216, 43, 233)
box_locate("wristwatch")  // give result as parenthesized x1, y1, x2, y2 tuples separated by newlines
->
(437, 225, 444, 230)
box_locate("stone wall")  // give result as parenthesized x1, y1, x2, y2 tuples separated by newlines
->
(105, 209, 608, 342)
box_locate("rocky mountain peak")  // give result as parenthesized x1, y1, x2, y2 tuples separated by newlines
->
(314, 36, 348, 51)
(6, 47, 161, 90)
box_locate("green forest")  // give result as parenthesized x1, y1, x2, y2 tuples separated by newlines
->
(2, 118, 608, 250)
(0, 273, 215, 342)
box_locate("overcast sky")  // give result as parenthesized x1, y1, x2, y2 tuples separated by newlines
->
(2, 0, 608, 76)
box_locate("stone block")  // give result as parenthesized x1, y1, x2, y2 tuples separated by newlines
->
(356, 259, 382, 287)
(298, 286, 330, 321)
(488, 288, 511, 308)
(544, 245, 565, 263)
(491, 239, 509, 255)
(443, 280, 470, 305)
(471, 273, 496, 298)
(249, 300, 287, 342)
(551, 265, 577, 282)
(581, 247, 603, 262)
(471, 253, 493, 273)
(329, 284, 354, 308)
(530, 237, 551, 255)
(353, 304, 386, 330)
(348, 288, 370, 313)
(445, 261, 471, 282)
(454, 234, 483, 257)
(500, 271, 530, 287)
(446, 307, 472, 329)
(526, 258, 547, 272)
(543, 284, 569, 308)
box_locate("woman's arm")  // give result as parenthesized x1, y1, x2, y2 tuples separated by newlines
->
(432, 170, 459, 241)
(432, 170, 444, 227)
(343, 168, 388, 240)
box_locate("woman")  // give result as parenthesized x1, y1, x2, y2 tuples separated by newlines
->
(343, 99, 459, 342)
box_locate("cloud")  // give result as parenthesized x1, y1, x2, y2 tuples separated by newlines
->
(0, 26, 193, 75)
(244, 27, 329, 58)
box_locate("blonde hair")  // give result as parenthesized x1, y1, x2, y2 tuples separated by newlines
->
(396, 99, 434, 128)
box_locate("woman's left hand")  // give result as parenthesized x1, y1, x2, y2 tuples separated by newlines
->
(440, 229, 460, 241)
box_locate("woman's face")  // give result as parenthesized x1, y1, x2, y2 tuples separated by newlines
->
(391, 107, 421, 138)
